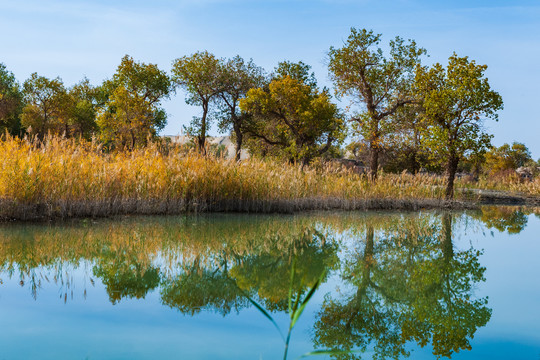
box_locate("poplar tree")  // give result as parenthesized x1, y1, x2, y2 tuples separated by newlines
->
(215, 56, 265, 160)
(240, 66, 345, 166)
(171, 51, 221, 154)
(415, 54, 503, 199)
(21, 73, 69, 139)
(98, 55, 171, 149)
(328, 28, 426, 178)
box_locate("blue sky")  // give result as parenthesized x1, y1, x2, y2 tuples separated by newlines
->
(1, 0, 539, 158)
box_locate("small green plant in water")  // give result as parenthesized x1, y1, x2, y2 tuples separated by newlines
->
(242, 258, 358, 360)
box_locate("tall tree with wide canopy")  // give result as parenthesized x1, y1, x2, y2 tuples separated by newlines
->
(328, 28, 426, 178)
(414, 54, 503, 199)
(98, 55, 172, 149)
(171, 51, 222, 154)
(215, 55, 265, 161)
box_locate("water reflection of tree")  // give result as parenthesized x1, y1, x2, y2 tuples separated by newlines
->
(92, 248, 160, 304)
(0, 215, 340, 301)
(472, 206, 530, 234)
(160, 252, 247, 316)
(314, 213, 491, 359)
(230, 228, 338, 312)
(160, 228, 339, 316)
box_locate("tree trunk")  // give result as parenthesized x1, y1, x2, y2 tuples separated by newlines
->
(233, 123, 242, 162)
(197, 134, 206, 155)
(301, 156, 310, 171)
(357, 225, 374, 298)
(410, 150, 420, 174)
(472, 161, 481, 182)
(346, 225, 374, 329)
(442, 213, 454, 262)
(130, 129, 136, 151)
(357, 226, 374, 298)
(439, 213, 455, 309)
(364, 226, 374, 265)
(369, 143, 379, 180)
(445, 154, 459, 199)
(39, 111, 47, 141)
(412, 127, 421, 174)
(198, 102, 208, 155)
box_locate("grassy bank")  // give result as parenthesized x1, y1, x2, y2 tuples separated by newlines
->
(0, 136, 537, 221)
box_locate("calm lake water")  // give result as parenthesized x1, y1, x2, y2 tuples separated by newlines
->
(0, 208, 539, 360)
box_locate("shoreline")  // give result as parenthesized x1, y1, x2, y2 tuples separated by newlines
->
(463, 188, 540, 206)
(1, 191, 538, 222)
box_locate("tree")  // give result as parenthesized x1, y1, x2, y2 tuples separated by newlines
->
(415, 54, 503, 199)
(98, 86, 156, 149)
(230, 228, 338, 312)
(484, 142, 532, 175)
(67, 78, 100, 139)
(20, 74, 100, 140)
(98, 55, 171, 149)
(0, 63, 24, 135)
(215, 56, 265, 161)
(314, 225, 407, 360)
(21, 73, 69, 139)
(240, 62, 345, 166)
(348, 104, 430, 174)
(328, 28, 426, 178)
(161, 265, 247, 316)
(171, 51, 222, 154)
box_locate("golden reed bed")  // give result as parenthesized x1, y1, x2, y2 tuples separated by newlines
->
(0, 135, 536, 220)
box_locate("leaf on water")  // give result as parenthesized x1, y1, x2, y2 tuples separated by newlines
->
(288, 257, 297, 316)
(245, 293, 286, 342)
